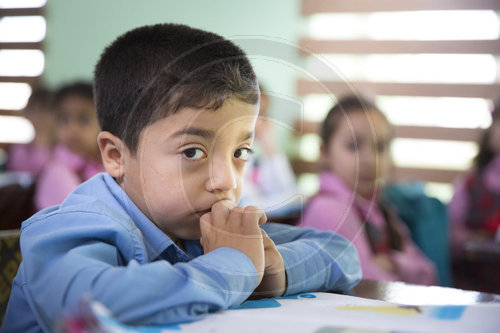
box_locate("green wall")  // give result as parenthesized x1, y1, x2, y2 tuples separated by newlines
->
(43, 0, 305, 105)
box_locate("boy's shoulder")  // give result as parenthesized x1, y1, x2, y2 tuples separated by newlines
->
(22, 173, 136, 234)
(20, 173, 149, 263)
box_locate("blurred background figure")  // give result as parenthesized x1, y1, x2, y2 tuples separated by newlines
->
(240, 84, 301, 221)
(6, 88, 57, 177)
(0, 88, 57, 230)
(34, 82, 104, 210)
(301, 95, 438, 285)
(448, 101, 500, 293)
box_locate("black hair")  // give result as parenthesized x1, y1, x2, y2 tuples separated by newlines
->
(94, 23, 259, 154)
(25, 87, 53, 111)
(474, 101, 500, 171)
(320, 94, 390, 147)
(54, 82, 94, 107)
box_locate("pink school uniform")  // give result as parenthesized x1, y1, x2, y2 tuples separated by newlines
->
(301, 171, 437, 285)
(448, 156, 500, 256)
(6, 143, 52, 177)
(34, 144, 104, 210)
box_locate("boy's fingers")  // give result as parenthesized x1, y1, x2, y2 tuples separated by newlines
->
(258, 211, 267, 226)
(199, 213, 212, 233)
(242, 205, 267, 226)
(241, 206, 265, 232)
(227, 206, 245, 226)
(210, 200, 235, 226)
(260, 229, 274, 249)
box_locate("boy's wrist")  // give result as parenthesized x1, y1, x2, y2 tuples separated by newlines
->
(250, 270, 287, 299)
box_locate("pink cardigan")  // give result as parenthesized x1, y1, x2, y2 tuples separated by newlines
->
(301, 172, 437, 285)
(34, 145, 104, 210)
(7, 143, 52, 177)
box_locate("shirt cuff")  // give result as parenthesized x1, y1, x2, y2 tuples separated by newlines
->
(190, 247, 259, 305)
(277, 242, 326, 296)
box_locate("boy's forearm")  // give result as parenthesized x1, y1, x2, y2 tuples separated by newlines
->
(251, 270, 287, 299)
(21, 230, 259, 327)
(261, 223, 362, 295)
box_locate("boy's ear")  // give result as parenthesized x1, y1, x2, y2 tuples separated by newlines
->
(98, 131, 127, 179)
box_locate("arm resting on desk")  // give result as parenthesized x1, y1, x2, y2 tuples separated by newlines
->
(262, 223, 362, 295)
(6, 212, 259, 330)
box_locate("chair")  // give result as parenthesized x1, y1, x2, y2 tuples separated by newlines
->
(0, 229, 21, 324)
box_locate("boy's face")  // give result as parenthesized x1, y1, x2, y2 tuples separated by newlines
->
(57, 96, 100, 159)
(322, 110, 391, 198)
(120, 98, 258, 241)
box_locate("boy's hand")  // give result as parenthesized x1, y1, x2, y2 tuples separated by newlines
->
(200, 201, 266, 284)
(252, 229, 286, 298)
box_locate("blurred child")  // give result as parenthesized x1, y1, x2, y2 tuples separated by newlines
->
(34, 82, 104, 210)
(301, 95, 436, 285)
(449, 102, 500, 255)
(2, 24, 360, 332)
(240, 85, 300, 219)
(7, 88, 56, 177)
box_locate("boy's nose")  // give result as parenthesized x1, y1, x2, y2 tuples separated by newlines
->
(205, 158, 237, 193)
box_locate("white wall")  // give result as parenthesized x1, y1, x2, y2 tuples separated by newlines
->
(43, 0, 305, 105)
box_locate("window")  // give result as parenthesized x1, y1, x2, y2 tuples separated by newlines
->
(0, 0, 47, 164)
(296, 0, 500, 202)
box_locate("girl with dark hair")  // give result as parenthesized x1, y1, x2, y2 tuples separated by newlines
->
(301, 95, 437, 285)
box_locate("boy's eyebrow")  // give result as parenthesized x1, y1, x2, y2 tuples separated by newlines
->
(171, 127, 214, 139)
(241, 131, 254, 141)
(170, 129, 254, 141)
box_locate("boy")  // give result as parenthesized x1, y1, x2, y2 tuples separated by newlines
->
(34, 82, 104, 210)
(2, 24, 360, 332)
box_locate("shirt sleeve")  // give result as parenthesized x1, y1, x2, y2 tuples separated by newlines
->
(301, 196, 397, 282)
(18, 211, 260, 328)
(261, 222, 362, 295)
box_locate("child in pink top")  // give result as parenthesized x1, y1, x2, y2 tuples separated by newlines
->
(7, 88, 57, 177)
(301, 95, 436, 285)
(34, 82, 104, 210)
(449, 103, 500, 256)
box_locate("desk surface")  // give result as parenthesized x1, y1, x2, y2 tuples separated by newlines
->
(348, 279, 500, 305)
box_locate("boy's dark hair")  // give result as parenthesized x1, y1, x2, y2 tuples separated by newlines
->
(54, 82, 94, 107)
(474, 100, 500, 171)
(94, 23, 259, 154)
(320, 94, 389, 147)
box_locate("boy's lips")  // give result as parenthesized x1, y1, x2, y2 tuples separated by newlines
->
(195, 199, 234, 217)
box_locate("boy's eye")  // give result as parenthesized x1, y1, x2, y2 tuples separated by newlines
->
(234, 148, 252, 161)
(182, 148, 206, 160)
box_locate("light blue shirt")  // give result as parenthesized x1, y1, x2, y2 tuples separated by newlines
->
(2, 173, 361, 333)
